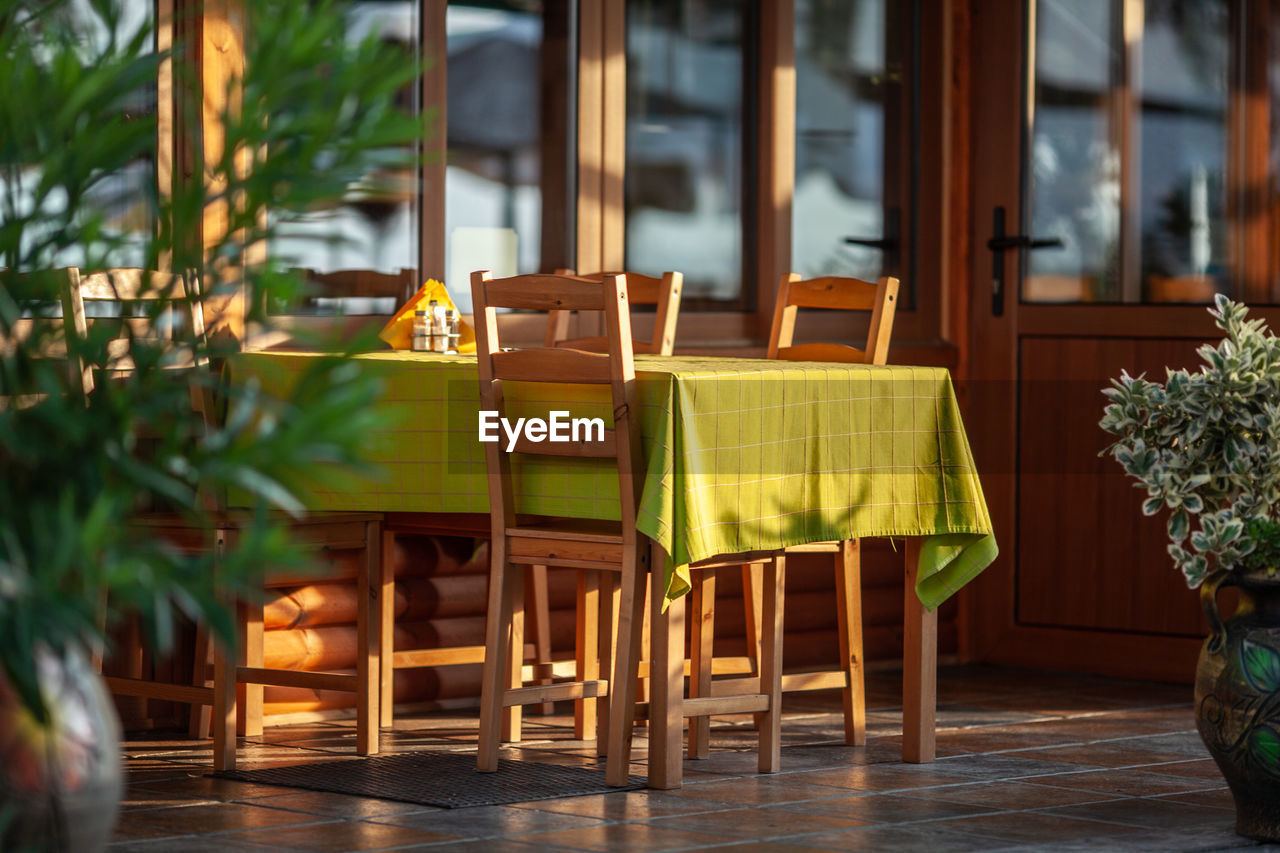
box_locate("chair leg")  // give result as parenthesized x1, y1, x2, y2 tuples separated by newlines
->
(574, 571, 600, 742)
(688, 568, 716, 759)
(758, 555, 785, 773)
(529, 565, 554, 716)
(212, 638, 236, 772)
(835, 540, 866, 746)
(647, 547, 685, 790)
(477, 541, 514, 772)
(188, 627, 213, 739)
(212, 532, 236, 772)
(380, 528, 396, 728)
(355, 520, 381, 755)
(605, 544, 648, 787)
(501, 563, 526, 743)
(233, 599, 260, 737)
(902, 538, 936, 763)
(596, 570, 617, 757)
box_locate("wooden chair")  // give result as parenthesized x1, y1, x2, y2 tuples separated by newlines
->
(535, 268, 683, 727)
(470, 269, 650, 784)
(731, 273, 900, 747)
(546, 269, 683, 356)
(296, 267, 418, 304)
(66, 268, 383, 770)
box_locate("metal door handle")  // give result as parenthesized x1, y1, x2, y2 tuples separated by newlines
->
(988, 206, 1063, 317)
(843, 236, 897, 250)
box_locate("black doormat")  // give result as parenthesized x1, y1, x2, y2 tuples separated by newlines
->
(212, 751, 645, 808)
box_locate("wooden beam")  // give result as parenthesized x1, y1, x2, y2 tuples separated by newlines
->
(421, 0, 447, 283)
(756, 0, 795, 337)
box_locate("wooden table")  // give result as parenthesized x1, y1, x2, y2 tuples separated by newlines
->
(235, 351, 999, 769)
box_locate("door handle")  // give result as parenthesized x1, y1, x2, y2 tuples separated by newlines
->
(988, 206, 1063, 317)
(844, 236, 896, 250)
(842, 206, 902, 272)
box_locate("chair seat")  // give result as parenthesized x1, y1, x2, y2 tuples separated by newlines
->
(782, 540, 842, 554)
(506, 517, 624, 542)
(507, 518, 628, 570)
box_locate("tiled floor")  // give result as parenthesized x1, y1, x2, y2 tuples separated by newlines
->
(111, 665, 1278, 852)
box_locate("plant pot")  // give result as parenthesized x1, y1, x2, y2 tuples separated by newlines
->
(1196, 569, 1280, 842)
(0, 645, 123, 852)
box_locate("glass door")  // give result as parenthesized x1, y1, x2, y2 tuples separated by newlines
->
(967, 0, 1280, 676)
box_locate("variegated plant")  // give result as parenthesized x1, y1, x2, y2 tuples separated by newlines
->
(1100, 295, 1280, 587)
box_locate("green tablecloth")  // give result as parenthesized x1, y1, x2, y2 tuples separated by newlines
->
(235, 351, 997, 608)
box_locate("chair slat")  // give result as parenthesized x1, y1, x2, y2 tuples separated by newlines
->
(576, 271, 664, 304)
(491, 347, 613, 384)
(775, 343, 867, 364)
(483, 274, 607, 311)
(79, 269, 185, 301)
(508, 429, 618, 458)
(785, 277, 879, 311)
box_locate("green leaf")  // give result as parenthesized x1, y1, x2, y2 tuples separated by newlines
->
(1248, 727, 1280, 777)
(1240, 638, 1280, 693)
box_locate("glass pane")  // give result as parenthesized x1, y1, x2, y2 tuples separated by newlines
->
(1137, 0, 1229, 303)
(270, 2, 419, 315)
(793, 0, 908, 285)
(1, 1, 157, 271)
(1024, 0, 1122, 302)
(445, 1, 547, 313)
(625, 0, 745, 303)
(1025, 0, 1232, 304)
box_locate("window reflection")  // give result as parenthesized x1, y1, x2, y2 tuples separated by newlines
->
(625, 0, 746, 304)
(445, 1, 547, 313)
(270, 2, 419, 315)
(0, 0, 157, 271)
(1025, 0, 1231, 304)
(793, 0, 906, 284)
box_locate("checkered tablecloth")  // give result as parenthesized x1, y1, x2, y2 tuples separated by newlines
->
(234, 351, 997, 608)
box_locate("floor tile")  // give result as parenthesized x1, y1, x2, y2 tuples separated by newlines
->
(788, 823, 1007, 852)
(642, 805, 872, 838)
(1031, 768, 1227, 798)
(219, 819, 459, 850)
(941, 810, 1146, 844)
(921, 780, 1122, 810)
(511, 790, 730, 820)
(124, 801, 332, 835)
(372, 804, 605, 839)
(1040, 797, 1238, 831)
(510, 822, 727, 852)
(777, 791, 1001, 823)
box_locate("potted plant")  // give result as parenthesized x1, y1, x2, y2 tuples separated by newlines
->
(1101, 294, 1280, 842)
(0, 1, 419, 849)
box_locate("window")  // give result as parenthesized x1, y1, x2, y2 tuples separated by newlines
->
(624, 0, 753, 307)
(268, 1, 420, 315)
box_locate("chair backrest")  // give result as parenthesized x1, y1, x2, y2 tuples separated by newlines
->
(766, 274, 899, 365)
(295, 268, 417, 304)
(0, 268, 84, 409)
(545, 269, 683, 356)
(471, 270, 645, 537)
(62, 268, 207, 394)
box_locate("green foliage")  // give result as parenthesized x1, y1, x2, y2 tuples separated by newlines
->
(1100, 295, 1280, 587)
(1241, 639, 1280, 695)
(0, 0, 421, 719)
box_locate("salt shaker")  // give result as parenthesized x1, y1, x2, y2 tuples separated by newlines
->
(444, 309, 460, 354)
(411, 309, 429, 352)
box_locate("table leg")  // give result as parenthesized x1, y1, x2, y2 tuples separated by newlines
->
(902, 538, 936, 763)
(380, 528, 396, 728)
(648, 555, 685, 790)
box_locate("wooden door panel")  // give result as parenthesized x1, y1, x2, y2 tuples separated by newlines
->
(1016, 336, 1210, 635)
